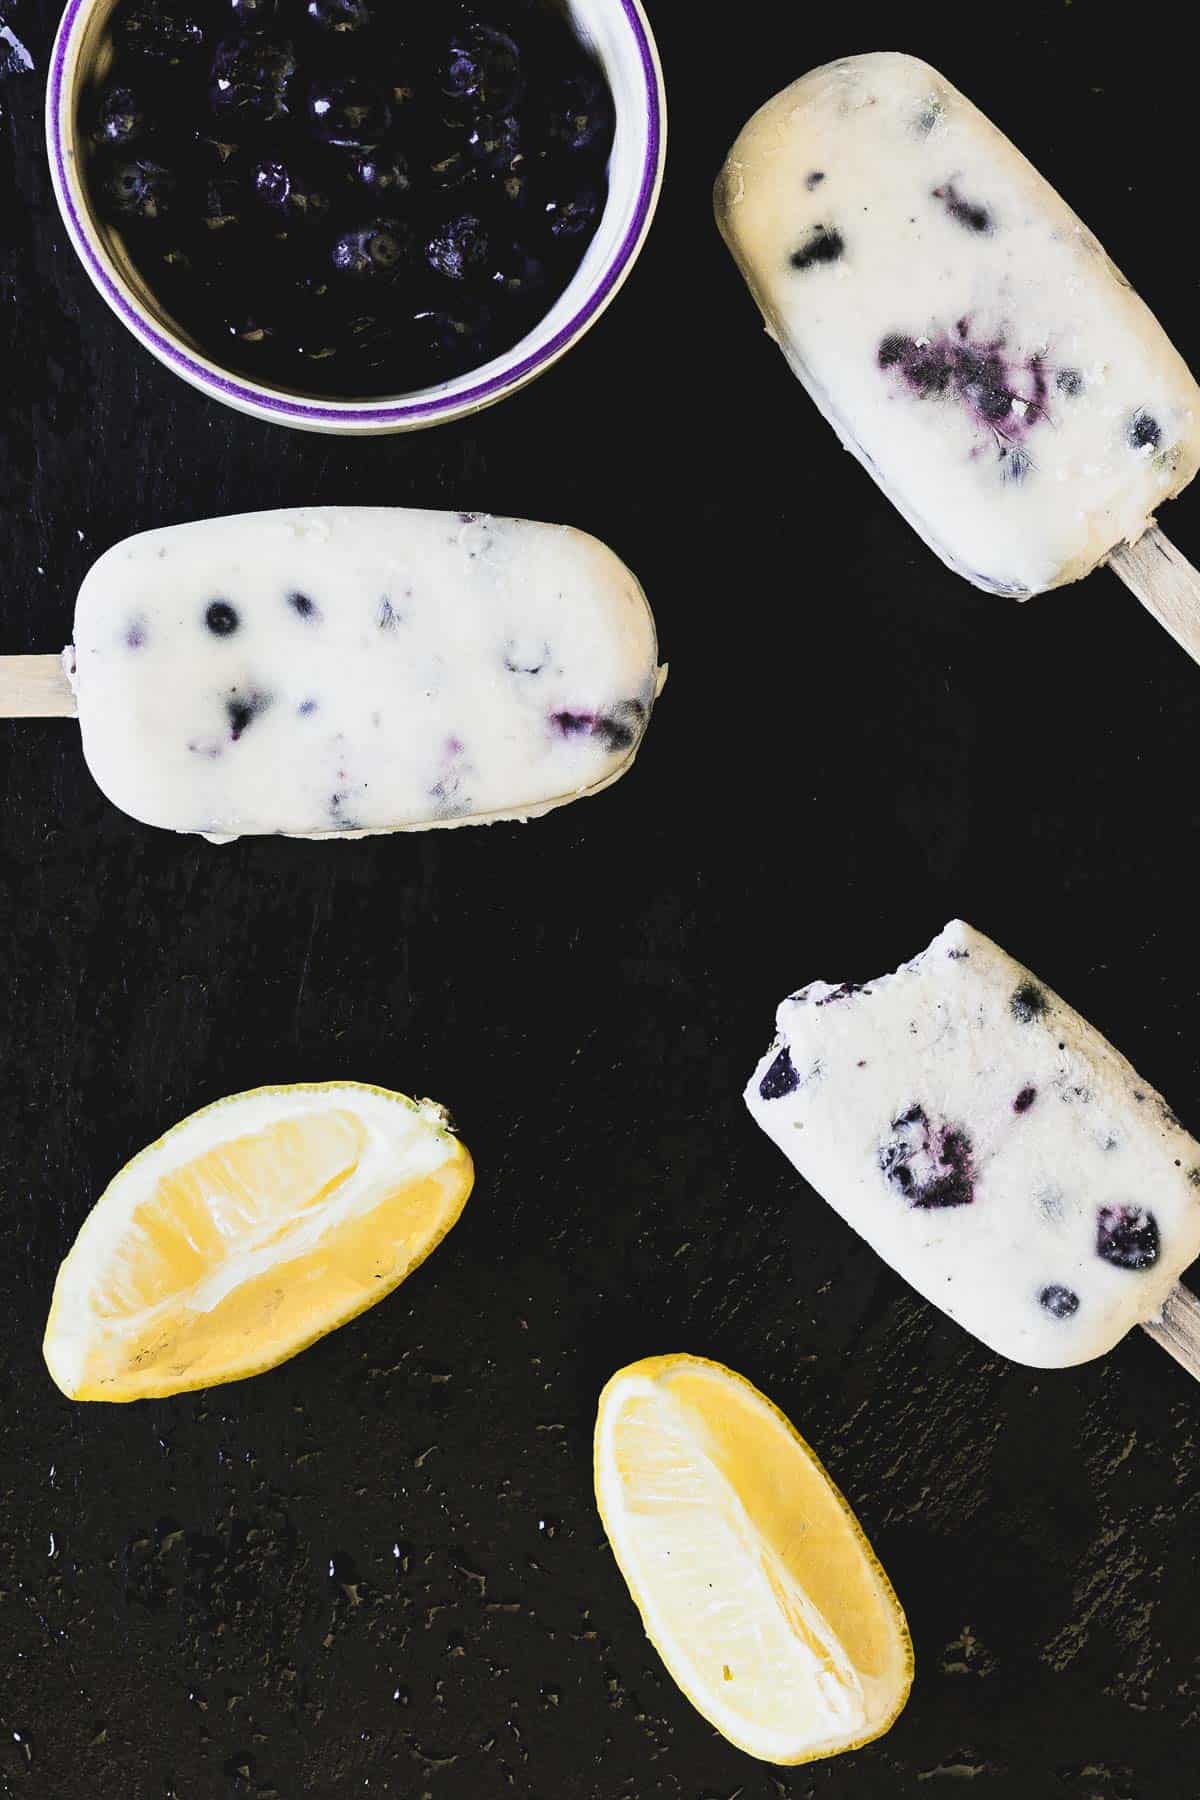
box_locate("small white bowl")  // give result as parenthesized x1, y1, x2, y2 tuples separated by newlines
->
(46, 0, 666, 433)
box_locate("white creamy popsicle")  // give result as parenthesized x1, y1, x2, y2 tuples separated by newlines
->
(0, 507, 663, 838)
(716, 54, 1200, 649)
(746, 921, 1200, 1373)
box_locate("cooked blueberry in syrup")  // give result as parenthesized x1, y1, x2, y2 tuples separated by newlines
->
(1096, 1204, 1160, 1270)
(442, 20, 523, 113)
(90, 85, 148, 148)
(87, 0, 614, 397)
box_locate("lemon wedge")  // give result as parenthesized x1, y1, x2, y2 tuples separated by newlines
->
(594, 1354, 913, 1765)
(43, 1082, 473, 1402)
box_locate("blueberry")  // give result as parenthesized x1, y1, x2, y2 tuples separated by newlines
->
(411, 302, 495, 370)
(806, 170, 826, 189)
(90, 85, 147, 149)
(593, 699, 646, 753)
(306, 0, 372, 30)
(789, 225, 844, 271)
(466, 112, 522, 176)
(759, 1046, 800, 1101)
(308, 75, 391, 149)
(1129, 410, 1161, 451)
(203, 174, 243, 233)
(543, 183, 602, 245)
(210, 36, 296, 121)
(115, 7, 206, 63)
(933, 182, 992, 233)
(543, 69, 614, 157)
(1010, 982, 1046, 1024)
(102, 157, 177, 222)
(205, 600, 239, 634)
(352, 151, 412, 199)
(226, 689, 272, 739)
(230, 0, 277, 23)
(442, 20, 523, 113)
(879, 1105, 974, 1209)
(426, 210, 491, 283)
(1056, 368, 1084, 397)
(253, 159, 332, 225)
(1013, 1085, 1037, 1114)
(288, 590, 319, 618)
(332, 220, 410, 281)
(1039, 1284, 1080, 1319)
(489, 239, 548, 304)
(1096, 1204, 1160, 1271)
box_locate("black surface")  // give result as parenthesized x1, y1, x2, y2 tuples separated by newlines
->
(2, 4, 1200, 1797)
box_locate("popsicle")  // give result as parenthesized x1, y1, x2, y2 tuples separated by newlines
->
(716, 53, 1200, 660)
(0, 508, 663, 838)
(745, 920, 1200, 1376)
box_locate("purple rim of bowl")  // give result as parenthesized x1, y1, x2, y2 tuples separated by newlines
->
(49, 0, 663, 424)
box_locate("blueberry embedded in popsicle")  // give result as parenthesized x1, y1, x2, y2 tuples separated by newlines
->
(503, 638, 550, 676)
(1039, 1284, 1080, 1319)
(1013, 1085, 1037, 1113)
(226, 689, 273, 740)
(879, 1105, 974, 1208)
(594, 700, 646, 753)
(205, 600, 239, 635)
(805, 170, 825, 189)
(1056, 368, 1084, 397)
(1010, 982, 1046, 1024)
(288, 590, 320, 620)
(1128, 410, 1162, 452)
(932, 182, 992, 233)
(1096, 1204, 1160, 1270)
(814, 982, 865, 1006)
(759, 1047, 800, 1101)
(789, 225, 844, 271)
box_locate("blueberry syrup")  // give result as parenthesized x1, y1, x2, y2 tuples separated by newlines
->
(879, 1104, 975, 1209)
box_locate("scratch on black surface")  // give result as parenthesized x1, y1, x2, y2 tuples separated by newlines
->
(293, 899, 320, 1038)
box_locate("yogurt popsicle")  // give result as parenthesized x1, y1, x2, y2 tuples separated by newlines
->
(746, 921, 1200, 1373)
(0, 508, 663, 837)
(716, 55, 1200, 654)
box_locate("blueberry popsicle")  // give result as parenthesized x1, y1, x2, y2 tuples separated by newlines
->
(0, 508, 663, 837)
(716, 54, 1200, 659)
(746, 921, 1200, 1375)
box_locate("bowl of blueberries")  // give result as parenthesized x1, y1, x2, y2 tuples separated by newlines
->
(47, 0, 665, 431)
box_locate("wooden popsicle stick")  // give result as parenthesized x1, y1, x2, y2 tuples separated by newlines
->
(1108, 526, 1200, 667)
(0, 654, 77, 718)
(1141, 1282, 1200, 1382)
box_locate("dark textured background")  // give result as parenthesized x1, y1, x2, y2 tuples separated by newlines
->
(3, 2, 1200, 1796)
